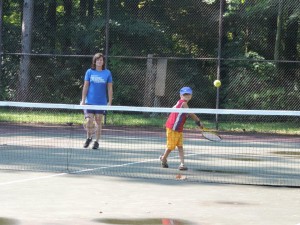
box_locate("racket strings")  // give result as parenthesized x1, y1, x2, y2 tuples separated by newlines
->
(202, 131, 222, 142)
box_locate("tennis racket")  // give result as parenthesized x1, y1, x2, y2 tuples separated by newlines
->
(200, 128, 222, 142)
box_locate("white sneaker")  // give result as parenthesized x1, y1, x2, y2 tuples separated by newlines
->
(178, 163, 188, 170)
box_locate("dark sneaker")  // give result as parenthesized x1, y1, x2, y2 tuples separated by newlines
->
(159, 155, 168, 168)
(178, 164, 188, 171)
(92, 141, 99, 150)
(83, 138, 92, 148)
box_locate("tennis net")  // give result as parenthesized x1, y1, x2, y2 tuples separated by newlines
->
(0, 101, 299, 186)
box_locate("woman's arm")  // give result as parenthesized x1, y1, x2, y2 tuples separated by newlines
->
(81, 81, 89, 104)
(107, 82, 113, 105)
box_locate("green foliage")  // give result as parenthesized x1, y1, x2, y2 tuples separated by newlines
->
(0, 55, 20, 100)
(245, 51, 276, 80)
(202, 0, 216, 4)
(221, 51, 299, 110)
(109, 57, 146, 106)
(0, 0, 299, 111)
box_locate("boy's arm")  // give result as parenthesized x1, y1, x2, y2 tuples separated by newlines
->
(189, 113, 203, 129)
(182, 102, 203, 128)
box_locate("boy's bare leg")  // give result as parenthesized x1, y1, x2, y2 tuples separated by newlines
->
(178, 146, 184, 165)
(160, 149, 171, 168)
(178, 146, 188, 170)
(162, 149, 172, 162)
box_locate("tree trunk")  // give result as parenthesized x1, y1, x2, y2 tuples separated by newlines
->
(283, 13, 299, 85)
(47, 0, 57, 52)
(19, 0, 34, 101)
(63, 0, 72, 53)
(266, 15, 277, 60)
(80, 0, 88, 18)
(284, 18, 298, 61)
(274, 0, 283, 62)
(88, 0, 94, 18)
(0, 0, 2, 53)
(0, 0, 3, 99)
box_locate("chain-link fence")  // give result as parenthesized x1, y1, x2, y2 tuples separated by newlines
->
(1, 0, 300, 111)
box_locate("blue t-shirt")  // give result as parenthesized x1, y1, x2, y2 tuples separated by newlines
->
(84, 68, 112, 105)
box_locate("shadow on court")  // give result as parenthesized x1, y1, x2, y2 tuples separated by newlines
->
(0, 170, 300, 225)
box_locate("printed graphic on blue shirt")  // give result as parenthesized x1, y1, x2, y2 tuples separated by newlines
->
(90, 75, 106, 83)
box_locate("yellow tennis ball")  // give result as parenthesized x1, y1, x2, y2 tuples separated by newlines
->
(214, 80, 221, 87)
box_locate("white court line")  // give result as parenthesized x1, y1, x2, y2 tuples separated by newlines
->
(0, 172, 68, 186)
(0, 162, 139, 186)
(0, 152, 200, 186)
(71, 152, 200, 174)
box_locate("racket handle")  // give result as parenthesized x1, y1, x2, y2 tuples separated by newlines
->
(195, 120, 203, 128)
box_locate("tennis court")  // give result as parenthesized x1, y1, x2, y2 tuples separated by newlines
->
(1, 166, 300, 225)
(0, 100, 299, 225)
(1, 118, 299, 187)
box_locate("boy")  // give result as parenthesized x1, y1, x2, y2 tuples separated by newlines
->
(160, 87, 203, 170)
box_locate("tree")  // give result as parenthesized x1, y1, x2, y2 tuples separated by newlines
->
(1, 0, 299, 109)
(274, 0, 283, 63)
(47, 0, 57, 52)
(0, 0, 3, 100)
(18, 0, 34, 101)
(62, 0, 72, 53)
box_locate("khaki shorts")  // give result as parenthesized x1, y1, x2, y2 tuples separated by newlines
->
(166, 128, 183, 150)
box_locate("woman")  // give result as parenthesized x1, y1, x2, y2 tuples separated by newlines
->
(81, 53, 113, 149)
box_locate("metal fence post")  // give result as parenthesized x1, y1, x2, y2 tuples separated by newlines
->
(216, 0, 224, 130)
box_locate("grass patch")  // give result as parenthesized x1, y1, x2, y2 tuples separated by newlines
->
(0, 109, 299, 135)
(219, 121, 300, 135)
